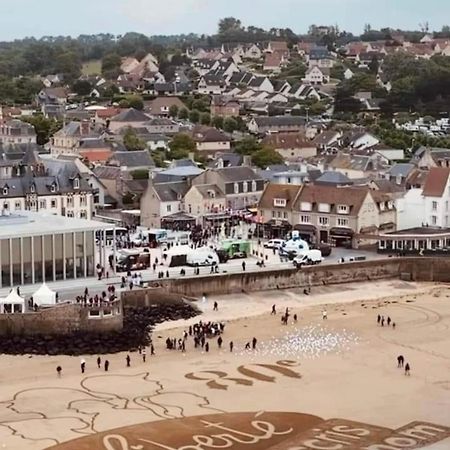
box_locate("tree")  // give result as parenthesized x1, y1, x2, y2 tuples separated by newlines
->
(178, 108, 189, 120)
(251, 147, 283, 168)
(212, 116, 224, 129)
(126, 95, 144, 110)
(223, 117, 238, 133)
(169, 104, 179, 118)
(123, 127, 146, 151)
(102, 53, 122, 79)
(200, 112, 211, 125)
(131, 169, 149, 180)
(23, 115, 63, 145)
(235, 136, 261, 155)
(169, 133, 196, 159)
(218, 17, 243, 35)
(72, 80, 92, 97)
(368, 56, 379, 75)
(189, 110, 200, 123)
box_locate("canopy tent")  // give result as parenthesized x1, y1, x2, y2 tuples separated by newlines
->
(33, 283, 57, 306)
(0, 289, 25, 313)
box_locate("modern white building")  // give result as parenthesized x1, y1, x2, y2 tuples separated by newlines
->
(0, 212, 111, 288)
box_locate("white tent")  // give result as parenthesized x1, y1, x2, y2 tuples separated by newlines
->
(0, 289, 25, 313)
(33, 283, 57, 306)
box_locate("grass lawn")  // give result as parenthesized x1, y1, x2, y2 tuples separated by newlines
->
(81, 60, 102, 76)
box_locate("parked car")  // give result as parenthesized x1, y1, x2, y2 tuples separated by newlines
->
(293, 250, 323, 268)
(264, 239, 285, 249)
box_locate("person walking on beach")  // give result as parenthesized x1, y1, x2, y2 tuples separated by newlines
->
(271, 304, 276, 315)
(377, 314, 381, 325)
(97, 357, 101, 369)
(81, 359, 86, 374)
(217, 336, 223, 349)
(142, 348, 146, 363)
(213, 301, 218, 311)
(387, 316, 391, 326)
(126, 354, 131, 367)
(322, 309, 327, 320)
(229, 341, 234, 352)
(151, 343, 155, 355)
(381, 316, 385, 327)
(397, 355, 404, 368)
(56, 366, 62, 377)
(245, 342, 251, 350)
(242, 261, 246, 271)
(405, 362, 411, 376)
(205, 342, 209, 353)
(252, 337, 257, 350)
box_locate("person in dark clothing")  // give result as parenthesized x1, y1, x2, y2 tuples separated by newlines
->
(381, 317, 385, 327)
(205, 342, 209, 353)
(213, 301, 218, 311)
(151, 343, 155, 355)
(217, 336, 223, 348)
(405, 362, 410, 376)
(56, 366, 62, 377)
(397, 355, 404, 368)
(242, 261, 246, 271)
(81, 361, 86, 374)
(387, 316, 391, 326)
(252, 337, 257, 350)
(229, 341, 234, 352)
(126, 354, 131, 367)
(271, 304, 276, 315)
(97, 357, 101, 369)
(104, 360, 109, 372)
(377, 314, 381, 324)
(245, 342, 251, 350)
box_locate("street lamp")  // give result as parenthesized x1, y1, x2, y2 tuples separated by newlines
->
(305, 107, 310, 123)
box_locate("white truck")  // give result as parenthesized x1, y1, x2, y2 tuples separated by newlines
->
(293, 249, 323, 268)
(186, 249, 219, 267)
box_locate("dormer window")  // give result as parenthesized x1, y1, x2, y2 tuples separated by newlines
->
(234, 182, 239, 194)
(73, 178, 80, 189)
(30, 184, 35, 193)
(50, 184, 56, 193)
(2, 186, 8, 196)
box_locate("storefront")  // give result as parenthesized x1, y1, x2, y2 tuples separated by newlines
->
(161, 213, 196, 231)
(330, 227, 354, 247)
(0, 212, 110, 288)
(378, 227, 450, 254)
(257, 219, 292, 239)
(293, 224, 317, 244)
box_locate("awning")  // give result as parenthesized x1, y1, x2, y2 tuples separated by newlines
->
(379, 222, 395, 231)
(265, 219, 292, 228)
(294, 224, 317, 233)
(162, 213, 196, 223)
(360, 225, 378, 234)
(330, 227, 354, 237)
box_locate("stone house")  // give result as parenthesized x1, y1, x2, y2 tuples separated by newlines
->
(261, 133, 317, 161)
(191, 167, 265, 211)
(0, 120, 37, 146)
(191, 126, 232, 156)
(303, 66, 330, 85)
(183, 184, 226, 224)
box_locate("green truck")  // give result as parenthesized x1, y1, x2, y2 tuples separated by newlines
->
(218, 239, 251, 260)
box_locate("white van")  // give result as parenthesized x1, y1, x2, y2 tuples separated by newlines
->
(264, 239, 285, 249)
(186, 250, 219, 267)
(293, 250, 323, 268)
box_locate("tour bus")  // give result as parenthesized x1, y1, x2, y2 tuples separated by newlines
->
(116, 249, 150, 272)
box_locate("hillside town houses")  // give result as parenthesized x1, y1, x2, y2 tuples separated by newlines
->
(2, 28, 450, 253)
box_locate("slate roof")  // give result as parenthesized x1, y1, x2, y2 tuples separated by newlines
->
(153, 181, 189, 201)
(387, 163, 415, 178)
(111, 108, 150, 122)
(253, 116, 306, 127)
(109, 151, 154, 168)
(315, 171, 352, 185)
(215, 166, 261, 182)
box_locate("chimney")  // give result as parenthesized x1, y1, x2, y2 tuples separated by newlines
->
(80, 120, 90, 136)
(188, 152, 195, 162)
(242, 155, 252, 167)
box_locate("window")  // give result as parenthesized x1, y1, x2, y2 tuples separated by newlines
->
(277, 211, 281, 218)
(272, 210, 276, 217)
(2, 187, 8, 195)
(243, 182, 248, 193)
(234, 182, 239, 194)
(51, 199, 57, 208)
(318, 203, 330, 213)
(15, 201, 21, 211)
(300, 202, 312, 211)
(80, 210, 87, 219)
(446, 201, 449, 212)
(431, 215, 437, 225)
(30, 184, 35, 193)
(39, 200, 46, 209)
(3, 202, 8, 210)
(300, 215, 311, 223)
(188, 204, 192, 213)
(67, 211, 74, 218)
(337, 218, 349, 227)
(80, 195, 87, 207)
(283, 212, 287, 219)
(167, 204, 172, 213)
(67, 196, 74, 207)
(273, 198, 287, 207)
(319, 216, 329, 226)
(50, 184, 56, 193)
(432, 201, 438, 211)
(251, 180, 257, 192)
(337, 205, 349, 214)
(73, 178, 80, 189)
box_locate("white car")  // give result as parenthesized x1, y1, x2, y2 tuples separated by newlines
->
(264, 239, 285, 249)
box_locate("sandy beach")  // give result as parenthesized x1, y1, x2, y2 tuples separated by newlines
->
(0, 279, 449, 449)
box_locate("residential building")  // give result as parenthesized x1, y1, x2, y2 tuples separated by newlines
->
(108, 109, 151, 132)
(146, 118, 180, 135)
(263, 53, 283, 73)
(192, 167, 265, 211)
(50, 121, 98, 156)
(147, 97, 185, 116)
(307, 47, 335, 68)
(191, 126, 232, 156)
(0, 120, 36, 146)
(198, 74, 225, 95)
(107, 151, 155, 172)
(140, 181, 188, 228)
(261, 133, 317, 161)
(183, 184, 226, 224)
(303, 66, 330, 85)
(244, 44, 262, 59)
(422, 167, 450, 228)
(210, 96, 240, 117)
(248, 116, 306, 134)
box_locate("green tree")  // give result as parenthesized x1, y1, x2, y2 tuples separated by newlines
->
(169, 104, 179, 118)
(235, 136, 261, 155)
(126, 95, 144, 110)
(189, 109, 200, 123)
(169, 133, 197, 159)
(218, 17, 243, 35)
(178, 108, 189, 120)
(200, 112, 211, 125)
(102, 53, 122, 79)
(223, 117, 238, 133)
(212, 115, 224, 129)
(72, 80, 92, 96)
(251, 147, 284, 168)
(131, 169, 149, 180)
(123, 127, 146, 151)
(23, 115, 63, 145)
